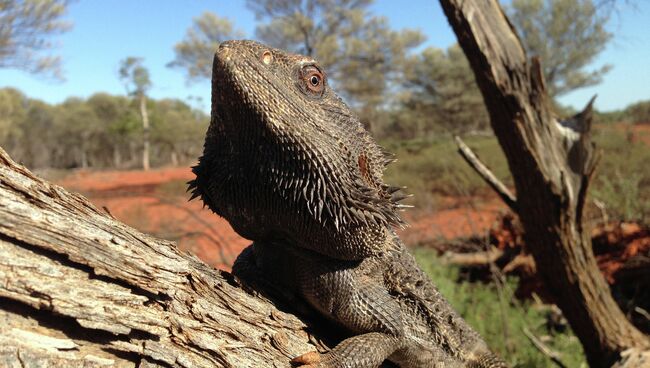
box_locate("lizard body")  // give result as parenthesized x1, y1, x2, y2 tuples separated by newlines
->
(190, 40, 507, 368)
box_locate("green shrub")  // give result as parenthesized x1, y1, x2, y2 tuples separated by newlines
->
(382, 135, 511, 206)
(414, 248, 586, 367)
(624, 100, 650, 124)
(381, 129, 650, 224)
(592, 129, 650, 223)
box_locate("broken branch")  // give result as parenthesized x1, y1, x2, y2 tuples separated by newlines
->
(454, 136, 518, 213)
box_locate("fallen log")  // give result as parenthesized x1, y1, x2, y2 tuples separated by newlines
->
(0, 147, 320, 367)
(442, 247, 503, 267)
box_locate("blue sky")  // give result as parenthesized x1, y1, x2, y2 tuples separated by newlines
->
(0, 0, 648, 112)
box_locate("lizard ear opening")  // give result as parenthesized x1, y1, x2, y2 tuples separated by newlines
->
(261, 50, 273, 65)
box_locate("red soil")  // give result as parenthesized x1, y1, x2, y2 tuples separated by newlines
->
(56, 167, 250, 270)
(401, 197, 506, 245)
(57, 167, 194, 192)
(54, 167, 505, 270)
(485, 213, 650, 303)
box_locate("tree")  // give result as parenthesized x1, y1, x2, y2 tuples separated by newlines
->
(507, 0, 613, 97)
(19, 99, 59, 168)
(119, 57, 152, 171)
(0, 0, 71, 79)
(168, 12, 244, 81)
(0, 88, 28, 150)
(53, 97, 103, 169)
(440, 0, 649, 366)
(624, 100, 650, 124)
(247, 0, 424, 127)
(86, 93, 140, 168)
(401, 44, 490, 135)
(150, 98, 207, 167)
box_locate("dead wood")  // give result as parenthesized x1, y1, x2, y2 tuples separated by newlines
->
(0, 146, 320, 367)
(522, 327, 568, 368)
(442, 247, 503, 267)
(454, 136, 517, 213)
(439, 0, 650, 366)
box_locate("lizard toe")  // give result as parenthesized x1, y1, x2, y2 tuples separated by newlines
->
(291, 351, 322, 366)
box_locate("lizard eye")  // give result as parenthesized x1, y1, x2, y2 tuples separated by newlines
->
(300, 65, 325, 96)
(309, 75, 320, 87)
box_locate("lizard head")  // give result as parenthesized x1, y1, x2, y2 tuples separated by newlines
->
(191, 40, 409, 238)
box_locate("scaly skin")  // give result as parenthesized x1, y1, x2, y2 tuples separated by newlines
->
(191, 40, 507, 367)
(233, 235, 505, 367)
(189, 40, 408, 261)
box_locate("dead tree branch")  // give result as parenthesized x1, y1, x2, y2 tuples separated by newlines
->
(440, 0, 649, 366)
(442, 247, 504, 267)
(522, 327, 568, 368)
(454, 136, 518, 213)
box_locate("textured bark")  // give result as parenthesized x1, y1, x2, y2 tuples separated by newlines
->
(0, 147, 321, 367)
(439, 1, 650, 367)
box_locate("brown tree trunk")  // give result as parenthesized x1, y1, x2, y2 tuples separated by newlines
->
(113, 144, 122, 168)
(140, 93, 151, 171)
(439, 1, 649, 367)
(0, 147, 322, 367)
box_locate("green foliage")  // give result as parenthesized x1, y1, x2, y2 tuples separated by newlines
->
(0, 87, 28, 144)
(623, 100, 650, 124)
(14, 99, 58, 168)
(508, 0, 612, 97)
(593, 109, 625, 125)
(400, 44, 490, 136)
(382, 128, 650, 224)
(414, 248, 586, 367)
(53, 97, 103, 168)
(150, 98, 208, 166)
(247, 0, 425, 121)
(0, 88, 208, 170)
(382, 135, 511, 204)
(119, 57, 151, 96)
(0, 0, 71, 79)
(87, 93, 140, 137)
(591, 129, 650, 223)
(168, 12, 244, 82)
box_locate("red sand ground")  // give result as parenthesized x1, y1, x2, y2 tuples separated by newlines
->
(608, 122, 650, 145)
(55, 167, 505, 270)
(401, 198, 506, 245)
(57, 167, 250, 270)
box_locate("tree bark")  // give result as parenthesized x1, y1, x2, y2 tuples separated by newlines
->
(0, 147, 321, 367)
(439, 1, 649, 367)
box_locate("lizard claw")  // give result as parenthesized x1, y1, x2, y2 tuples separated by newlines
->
(291, 351, 322, 367)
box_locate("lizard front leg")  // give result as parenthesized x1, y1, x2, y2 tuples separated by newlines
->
(239, 242, 405, 368)
(290, 252, 406, 367)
